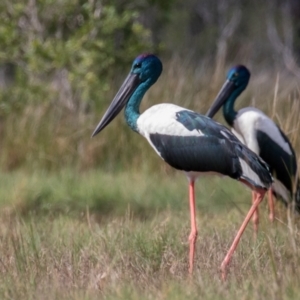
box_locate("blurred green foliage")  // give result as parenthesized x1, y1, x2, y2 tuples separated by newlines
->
(0, 0, 154, 113)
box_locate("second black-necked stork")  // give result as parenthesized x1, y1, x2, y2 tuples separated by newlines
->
(92, 54, 273, 279)
(206, 65, 300, 231)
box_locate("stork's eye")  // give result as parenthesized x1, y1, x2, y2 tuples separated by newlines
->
(134, 62, 142, 69)
(234, 72, 239, 77)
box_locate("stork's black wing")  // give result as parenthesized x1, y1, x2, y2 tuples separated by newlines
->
(149, 110, 272, 189)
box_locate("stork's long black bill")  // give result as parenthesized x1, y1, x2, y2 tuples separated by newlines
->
(92, 73, 141, 137)
(206, 80, 236, 118)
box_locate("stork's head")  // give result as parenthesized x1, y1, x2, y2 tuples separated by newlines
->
(206, 65, 251, 118)
(131, 54, 163, 84)
(92, 54, 162, 137)
(226, 65, 250, 88)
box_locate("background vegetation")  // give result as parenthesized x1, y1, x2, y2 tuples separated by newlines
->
(0, 0, 300, 299)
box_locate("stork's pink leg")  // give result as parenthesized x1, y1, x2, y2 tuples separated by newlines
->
(252, 191, 259, 235)
(188, 179, 198, 275)
(221, 191, 265, 280)
(268, 189, 274, 222)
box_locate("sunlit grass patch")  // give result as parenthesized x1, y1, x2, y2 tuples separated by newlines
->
(0, 169, 252, 219)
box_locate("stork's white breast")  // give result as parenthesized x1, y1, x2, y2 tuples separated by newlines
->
(137, 103, 205, 138)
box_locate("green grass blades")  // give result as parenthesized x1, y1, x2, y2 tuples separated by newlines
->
(0, 170, 300, 299)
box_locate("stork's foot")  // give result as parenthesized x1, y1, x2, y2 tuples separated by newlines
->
(188, 230, 198, 274)
(220, 262, 228, 282)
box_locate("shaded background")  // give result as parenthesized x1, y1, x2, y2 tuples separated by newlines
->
(0, 0, 299, 173)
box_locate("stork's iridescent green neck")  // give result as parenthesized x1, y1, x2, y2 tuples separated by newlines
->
(124, 80, 152, 132)
(222, 66, 251, 126)
(222, 85, 244, 126)
(124, 54, 163, 132)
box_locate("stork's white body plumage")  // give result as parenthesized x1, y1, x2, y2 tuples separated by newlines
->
(233, 107, 295, 203)
(137, 104, 204, 139)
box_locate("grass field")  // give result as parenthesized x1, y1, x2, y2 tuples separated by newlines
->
(0, 169, 300, 299)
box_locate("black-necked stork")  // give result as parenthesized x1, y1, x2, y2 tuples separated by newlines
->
(92, 54, 273, 279)
(206, 65, 300, 231)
